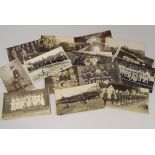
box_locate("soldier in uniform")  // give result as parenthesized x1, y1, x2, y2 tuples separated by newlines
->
(10, 66, 24, 91)
(20, 46, 28, 63)
(10, 47, 18, 60)
(102, 89, 108, 106)
(111, 90, 115, 105)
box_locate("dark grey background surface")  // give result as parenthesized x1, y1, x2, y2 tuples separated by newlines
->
(0, 25, 155, 129)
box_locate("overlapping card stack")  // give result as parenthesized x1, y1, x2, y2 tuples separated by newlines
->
(0, 30, 155, 119)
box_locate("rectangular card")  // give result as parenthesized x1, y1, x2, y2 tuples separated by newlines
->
(74, 31, 112, 55)
(7, 39, 41, 64)
(45, 66, 80, 93)
(113, 47, 155, 68)
(2, 89, 50, 120)
(116, 59, 155, 93)
(0, 59, 34, 92)
(105, 37, 145, 56)
(102, 83, 149, 113)
(24, 47, 72, 82)
(55, 83, 105, 115)
(39, 35, 75, 53)
(77, 62, 121, 87)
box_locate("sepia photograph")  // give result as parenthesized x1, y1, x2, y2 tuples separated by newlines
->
(55, 83, 105, 115)
(68, 51, 112, 66)
(105, 37, 145, 56)
(100, 83, 149, 113)
(24, 47, 72, 82)
(113, 47, 155, 68)
(7, 39, 41, 64)
(39, 35, 75, 53)
(74, 31, 112, 55)
(117, 59, 155, 93)
(0, 59, 34, 92)
(45, 66, 80, 93)
(2, 89, 50, 120)
(77, 62, 121, 87)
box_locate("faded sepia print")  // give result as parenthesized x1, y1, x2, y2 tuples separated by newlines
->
(55, 83, 105, 115)
(0, 59, 34, 92)
(24, 47, 72, 82)
(45, 66, 80, 93)
(100, 83, 149, 113)
(7, 40, 41, 64)
(77, 62, 121, 87)
(39, 35, 75, 53)
(105, 37, 145, 56)
(74, 31, 112, 55)
(2, 89, 50, 120)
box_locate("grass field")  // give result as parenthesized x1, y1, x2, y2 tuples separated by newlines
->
(56, 98, 105, 115)
(106, 99, 149, 113)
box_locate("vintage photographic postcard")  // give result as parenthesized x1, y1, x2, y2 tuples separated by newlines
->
(77, 62, 121, 87)
(39, 35, 75, 53)
(68, 51, 112, 66)
(45, 66, 80, 93)
(0, 59, 34, 92)
(113, 47, 155, 68)
(101, 83, 149, 113)
(2, 89, 50, 120)
(24, 47, 72, 82)
(74, 31, 112, 55)
(7, 39, 41, 64)
(55, 83, 105, 115)
(105, 37, 145, 56)
(116, 59, 155, 93)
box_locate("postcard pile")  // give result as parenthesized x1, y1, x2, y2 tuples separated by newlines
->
(0, 30, 155, 119)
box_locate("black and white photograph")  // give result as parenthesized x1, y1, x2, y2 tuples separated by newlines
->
(55, 83, 105, 115)
(0, 59, 34, 92)
(100, 83, 149, 113)
(39, 35, 75, 53)
(117, 59, 155, 93)
(45, 66, 80, 93)
(68, 51, 112, 66)
(2, 89, 50, 120)
(113, 47, 155, 68)
(74, 31, 112, 55)
(24, 47, 72, 82)
(77, 62, 121, 87)
(105, 37, 145, 56)
(7, 39, 41, 64)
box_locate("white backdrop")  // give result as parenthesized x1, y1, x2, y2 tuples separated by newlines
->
(0, 25, 155, 129)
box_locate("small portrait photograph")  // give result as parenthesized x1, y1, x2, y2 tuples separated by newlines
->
(55, 83, 105, 115)
(117, 59, 155, 93)
(39, 35, 75, 53)
(68, 52, 112, 66)
(74, 31, 112, 54)
(0, 59, 34, 92)
(77, 62, 121, 87)
(100, 83, 149, 113)
(7, 40, 41, 64)
(2, 89, 50, 120)
(45, 66, 80, 93)
(105, 37, 145, 56)
(24, 47, 72, 82)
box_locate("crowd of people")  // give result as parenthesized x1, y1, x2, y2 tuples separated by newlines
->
(101, 88, 148, 107)
(27, 53, 68, 72)
(4, 93, 46, 113)
(8, 40, 39, 64)
(72, 54, 111, 66)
